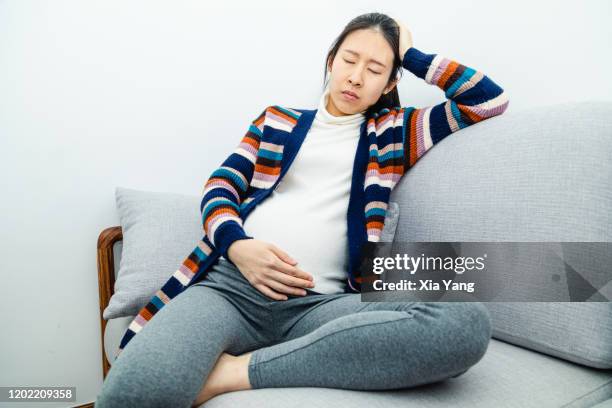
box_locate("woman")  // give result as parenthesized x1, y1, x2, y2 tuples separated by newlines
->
(96, 12, 508, 408)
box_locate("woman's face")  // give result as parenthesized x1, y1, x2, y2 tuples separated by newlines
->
(326, 28, 398, 117)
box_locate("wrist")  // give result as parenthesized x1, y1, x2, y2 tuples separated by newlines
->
(401, 45, 413, 62)
(227, 239, 243, 262)
(214, 222, 252, 260)
(402, 46, 423, 65)
(402, 46, 432, 80)
(227, 237, 254, 266)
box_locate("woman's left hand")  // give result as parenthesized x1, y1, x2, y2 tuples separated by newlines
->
(394, 18, 414, 60)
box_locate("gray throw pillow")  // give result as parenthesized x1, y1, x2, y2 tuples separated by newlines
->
(103, 188, 401, 319)
(102, 187, 203, 319)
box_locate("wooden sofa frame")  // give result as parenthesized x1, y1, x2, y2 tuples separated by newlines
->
(96, 226, 123, 379)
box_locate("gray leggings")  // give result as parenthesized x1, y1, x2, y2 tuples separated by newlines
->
(96, 257, 492, 407)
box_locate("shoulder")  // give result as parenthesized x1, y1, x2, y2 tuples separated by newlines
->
(265, 105, 304, 123)
(368, 106, 407, 126)
(258, 104, 306, 133)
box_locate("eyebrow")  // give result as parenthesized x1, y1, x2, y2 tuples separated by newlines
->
(342, 49, 387, 68)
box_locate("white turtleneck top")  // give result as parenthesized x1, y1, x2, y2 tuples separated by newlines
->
(226, 87, 366, 294)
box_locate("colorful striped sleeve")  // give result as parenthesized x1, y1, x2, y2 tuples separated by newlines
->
(200, 107, 268, 260)
(400, 46, 509, 169)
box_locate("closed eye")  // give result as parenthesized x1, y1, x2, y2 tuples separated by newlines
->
(342, 59, 382, 75)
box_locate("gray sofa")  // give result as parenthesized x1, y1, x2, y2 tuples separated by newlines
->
(101, 101, 612, 407)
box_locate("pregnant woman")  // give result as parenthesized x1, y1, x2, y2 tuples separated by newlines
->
(96, 11, 509, 408)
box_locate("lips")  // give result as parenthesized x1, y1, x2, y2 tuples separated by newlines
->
(343, 90, 359, 99)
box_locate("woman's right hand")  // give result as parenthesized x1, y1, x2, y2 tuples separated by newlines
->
(227, 239, 315, 301)
(394, 18, 414, 61)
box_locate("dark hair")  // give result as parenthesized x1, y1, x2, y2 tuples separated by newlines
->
(323, 12, 403, 118)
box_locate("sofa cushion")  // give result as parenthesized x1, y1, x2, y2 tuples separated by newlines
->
(103, 315, 612, 407)
(486, 302, 612, 368)
(198, 339, 612, 408)
(380, 201, 400, 243)
(103, 188, 401, 319)
(102, 187, 204, 319)
(591, 399, 612, 408)
(389, 101, 612, 368)
(104, 315, 134, 363)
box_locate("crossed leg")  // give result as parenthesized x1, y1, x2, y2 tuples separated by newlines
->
(247, 296, 492, 391)
(95, 284, 271, 408)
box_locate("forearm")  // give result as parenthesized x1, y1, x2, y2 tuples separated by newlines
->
(400, 47, 509, 169)
(402, 46, 508, 111)
(201, 107, 267, 258)
(201, 195, 253, 260)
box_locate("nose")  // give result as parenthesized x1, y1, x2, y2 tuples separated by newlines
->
(348, 69, 363, 87)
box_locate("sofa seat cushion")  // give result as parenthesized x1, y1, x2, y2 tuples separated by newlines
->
(104, 318, 612, 407)
(203, 339, 612, 408)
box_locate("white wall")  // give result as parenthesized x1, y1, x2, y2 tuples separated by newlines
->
(0, 0, 610, 405)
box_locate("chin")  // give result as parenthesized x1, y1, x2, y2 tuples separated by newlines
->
(345, 106, 365, 115)
(337, 100, 361, 114)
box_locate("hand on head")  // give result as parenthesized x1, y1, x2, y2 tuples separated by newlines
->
(394, 18, 414, 60)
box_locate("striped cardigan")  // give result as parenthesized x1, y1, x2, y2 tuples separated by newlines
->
(115, 46, 509, 357)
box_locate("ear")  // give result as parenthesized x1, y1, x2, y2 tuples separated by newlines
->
(383, 78, 399, 95)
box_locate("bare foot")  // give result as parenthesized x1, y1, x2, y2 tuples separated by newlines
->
(192, 352, 253, 407)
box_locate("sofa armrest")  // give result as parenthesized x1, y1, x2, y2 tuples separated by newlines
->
(96, 226, 123, 378)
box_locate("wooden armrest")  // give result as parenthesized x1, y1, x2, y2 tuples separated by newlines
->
(97, 226, 123, 378)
